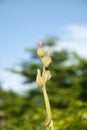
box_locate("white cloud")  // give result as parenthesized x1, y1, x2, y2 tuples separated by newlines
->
(0, 69, 32, 93)
(65, 24, 87, 39)
(57, 24, 87, 58)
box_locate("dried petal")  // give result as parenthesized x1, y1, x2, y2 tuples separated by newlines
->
(46, 47, 50, 57)
(38, 40, 42, 48)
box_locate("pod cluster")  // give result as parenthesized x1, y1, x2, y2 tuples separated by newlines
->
(36, 40, 52, 88)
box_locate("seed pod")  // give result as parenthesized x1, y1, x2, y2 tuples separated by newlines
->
(37, 48, 44, 57)
(36, 69, 44, 87)
(44, 71, 52, 82)
(37, 40, 44, 57)
(42, 56, 52, 68)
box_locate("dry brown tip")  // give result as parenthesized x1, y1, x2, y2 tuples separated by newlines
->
(37, 69, 41, 76)
(38, 40, 42, 48)
(46, 47, 50, 56)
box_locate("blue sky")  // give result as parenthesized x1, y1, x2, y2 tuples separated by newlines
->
(0, 0, 87, 92)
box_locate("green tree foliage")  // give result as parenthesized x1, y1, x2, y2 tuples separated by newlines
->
(0, 37, 87, 130)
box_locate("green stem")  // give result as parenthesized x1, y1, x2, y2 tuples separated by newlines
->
(42, 67, 54, 130)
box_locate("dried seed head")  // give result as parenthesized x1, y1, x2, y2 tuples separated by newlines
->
(36, 69, 44, 87)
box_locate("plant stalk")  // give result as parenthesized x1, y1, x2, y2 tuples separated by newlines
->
(42, 67, 54, 130)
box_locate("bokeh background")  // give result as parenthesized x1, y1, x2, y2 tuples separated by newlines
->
(0, 0, 87, 129)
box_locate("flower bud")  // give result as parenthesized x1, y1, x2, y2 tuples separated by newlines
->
(44, 71, 52, 82)
(37, 40, 44, 57)
(36, 69, 44, 87)
(42, 56, 52, 68)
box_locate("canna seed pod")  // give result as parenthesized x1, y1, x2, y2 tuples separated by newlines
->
(42, 56, 52, 68)
(36, 69, 44, 87)
(44, 70, 52, 82)
(37, 40, 44, 57)
(37, 48, 44, 57)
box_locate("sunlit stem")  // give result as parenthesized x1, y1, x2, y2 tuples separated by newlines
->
(42, 67, 54, 130)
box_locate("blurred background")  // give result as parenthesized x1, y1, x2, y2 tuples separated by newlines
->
(0, 0, 87, 129)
